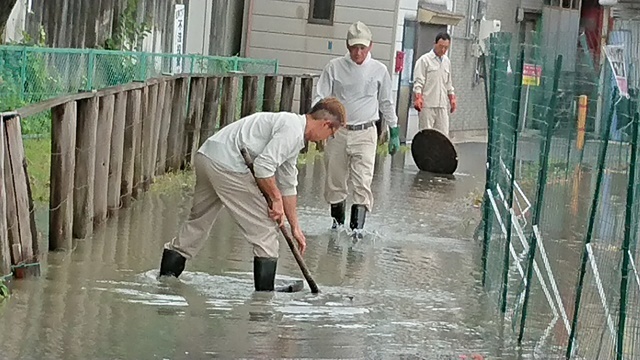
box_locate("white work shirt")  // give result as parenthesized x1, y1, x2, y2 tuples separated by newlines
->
(314, 53, 398, 128)
(198, 112, 306, 196)
(413, 50, 455, 108)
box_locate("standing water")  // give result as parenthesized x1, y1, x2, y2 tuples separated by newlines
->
(0, 143, 536, 359)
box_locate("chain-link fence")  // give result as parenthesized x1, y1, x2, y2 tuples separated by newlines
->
(0, 46, 278, 135)
(480, 21, 640, 359)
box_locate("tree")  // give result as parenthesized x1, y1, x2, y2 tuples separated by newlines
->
(0, 0, 19, 41)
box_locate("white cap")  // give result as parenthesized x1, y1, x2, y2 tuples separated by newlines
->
(347, 21, 372, 47)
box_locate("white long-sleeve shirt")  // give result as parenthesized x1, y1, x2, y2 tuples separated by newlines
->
(412, 50, 455, 108)
(198, 112, 306, 196)
(313, 53, 398, 128)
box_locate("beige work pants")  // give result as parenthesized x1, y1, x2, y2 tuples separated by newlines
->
(323, 125, 377, 212)
(418, 107, 450, 137)
(164, 153, 280, 259)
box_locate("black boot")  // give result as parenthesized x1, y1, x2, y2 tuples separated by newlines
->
(349, 204, 367, 231)
(254, 257, 278, 291)
(253, 257, 304, 293)
(331, 201, 346, 228)
(159, 248, 186, 278)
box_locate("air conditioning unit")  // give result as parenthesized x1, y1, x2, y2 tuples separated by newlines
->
(478, 19, 501, 54)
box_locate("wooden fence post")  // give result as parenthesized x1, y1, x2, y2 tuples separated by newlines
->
(107, 91, 127, 216)
(149, 81, 166, 185)
(262, 76, 278, 112)
(0, 115, 9, 278)
(73, 97, 99, 239)
(220, 76, 239, 128)
(166, 77, 188, 172)
(200, 76, 221, 145)
(299, 77, 314, 153)
(4, 115, 35, 266)
(279, 76, 295, 112)
(94, 94, 115, 226)
(141, 84, 159, 191)
(156, 80, 174, 176)
(121, 89, 141, 208)
(132, 86, 147, 198)
(22, 157, 38, 260)
(50, 101, 77, 251)
(241, 75, 258, 117)
(184, 77, 206, 167)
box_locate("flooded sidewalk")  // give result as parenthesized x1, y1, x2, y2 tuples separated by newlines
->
(0, 143, 527, 359)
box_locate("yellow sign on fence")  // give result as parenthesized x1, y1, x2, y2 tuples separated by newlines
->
(522, 63, 542, 86)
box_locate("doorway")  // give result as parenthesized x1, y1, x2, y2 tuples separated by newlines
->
(396, 19, 448, 144)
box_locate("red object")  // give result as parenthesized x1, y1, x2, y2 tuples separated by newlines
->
(395, 51, 405, 73)
(581, 1, 610, 66)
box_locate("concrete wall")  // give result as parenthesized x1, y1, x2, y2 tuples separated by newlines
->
(521, 0, 544, 11)
(243, 0, 400, 109)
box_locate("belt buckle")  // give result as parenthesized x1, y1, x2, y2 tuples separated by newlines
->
(349, 122, 371, 131)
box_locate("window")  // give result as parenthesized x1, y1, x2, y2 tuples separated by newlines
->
(543, 0, 580, 10)
(308, 0, 335, 25)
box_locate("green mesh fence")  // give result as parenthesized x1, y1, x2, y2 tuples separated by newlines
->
(0, 46, 278, 135)
(481, 25, 640, 359)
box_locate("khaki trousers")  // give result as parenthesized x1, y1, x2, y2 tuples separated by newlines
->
(323, 125, 377, 212)
(418, 107, 450, 137)
(164, 153, 280, 259)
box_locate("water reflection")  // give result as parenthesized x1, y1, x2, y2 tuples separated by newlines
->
(0, 142, 539, 359)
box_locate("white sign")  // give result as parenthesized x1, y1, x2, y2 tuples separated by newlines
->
(172, 4, 186, 73)
(604, 44, 629, 98)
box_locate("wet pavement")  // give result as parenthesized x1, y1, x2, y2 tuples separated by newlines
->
(0, 142, 536, 359)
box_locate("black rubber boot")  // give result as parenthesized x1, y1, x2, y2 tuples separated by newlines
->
(349, 204, 367, 231)
(331, 201, 346, 228)
(253, 257, 304, 293)
(254, 257, 278, 291)
(159, 248, 186, 278)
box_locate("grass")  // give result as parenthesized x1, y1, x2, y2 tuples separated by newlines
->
(23, 137, 51, 204)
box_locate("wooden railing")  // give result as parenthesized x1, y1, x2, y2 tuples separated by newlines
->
(0, 73, 318, 280)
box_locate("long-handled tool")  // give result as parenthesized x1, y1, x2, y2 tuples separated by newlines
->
(240, 148, 320, 294)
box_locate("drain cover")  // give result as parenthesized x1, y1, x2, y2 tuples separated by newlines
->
(411, 129, 458, 175)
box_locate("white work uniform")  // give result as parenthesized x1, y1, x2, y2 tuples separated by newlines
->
(314, 53, 398, 212)
(413, 49, 455, 136)
(165, 112, 306, 259)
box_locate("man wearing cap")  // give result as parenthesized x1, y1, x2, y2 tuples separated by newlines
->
(412, 32, 456, 138)
(157, 98, 347, 292)
(313, 21, 400, 234)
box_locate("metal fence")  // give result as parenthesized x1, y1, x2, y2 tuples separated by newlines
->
(480, 25, 640, 359)
(0, 46, 278, 135)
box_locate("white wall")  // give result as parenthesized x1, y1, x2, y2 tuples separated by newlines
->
(245, 0, 399, 109)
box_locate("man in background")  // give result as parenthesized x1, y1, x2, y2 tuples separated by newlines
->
(412, 32, 457, 138)
(313, 21, 400, 234)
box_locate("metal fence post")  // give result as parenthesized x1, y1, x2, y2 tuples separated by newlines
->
(20, 46, 28, 101)
(86, 49, 95, 91)
(500, 46, 525, 314)
(481, 36, 498, 287)
(617, 89, 638, 360)
(518, 54, 564, 344)
(566, 86, 619, 359)
(137, 52, 148, 81)
(232, 56, 239, 72)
